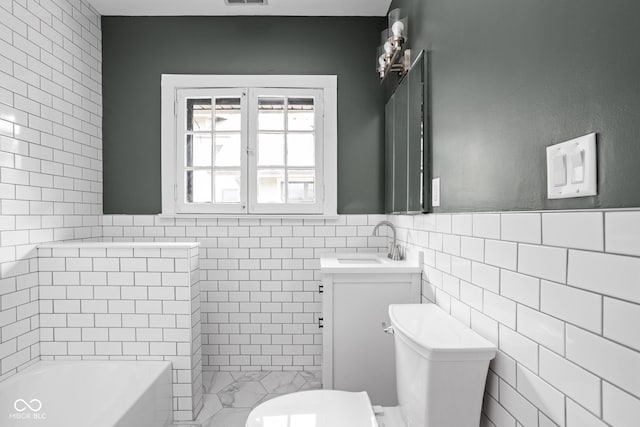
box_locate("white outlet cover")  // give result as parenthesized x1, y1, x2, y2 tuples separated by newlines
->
(546, 133, 597, 199)
(432, 178, 441, 207)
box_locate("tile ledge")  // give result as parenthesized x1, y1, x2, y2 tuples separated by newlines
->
(38, 241, 200, 249)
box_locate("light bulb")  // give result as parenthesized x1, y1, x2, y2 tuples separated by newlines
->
(391, 21, 404, 38)
(384, 40, 393, 55)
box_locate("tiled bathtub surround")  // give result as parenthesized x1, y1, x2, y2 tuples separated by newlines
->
(390, 210, 640, 427)
(0, 0, 102, 379)
(101, 214, 389, 372)
(37, 242, 202, 422)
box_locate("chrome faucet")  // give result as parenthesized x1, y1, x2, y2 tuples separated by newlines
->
(371, 220, 404, 261)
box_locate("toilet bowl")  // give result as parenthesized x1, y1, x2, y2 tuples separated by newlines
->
(246, 303, 497, 427)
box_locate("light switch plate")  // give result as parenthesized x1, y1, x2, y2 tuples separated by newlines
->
(432, 178, 440, 207)
(546, 133, 597, 199)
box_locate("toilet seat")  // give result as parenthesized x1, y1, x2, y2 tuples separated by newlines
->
(246, 390, 378, 427)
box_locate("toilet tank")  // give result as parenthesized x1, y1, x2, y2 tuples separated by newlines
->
(388, 304, 496, 427)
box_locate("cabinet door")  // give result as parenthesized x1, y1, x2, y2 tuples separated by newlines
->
(332, 278, 416, 406)
(407, 58, 424, 212)
(332, 280, 398, 405)
(385, 98, 395, 214)
(392, 79, 409, 212)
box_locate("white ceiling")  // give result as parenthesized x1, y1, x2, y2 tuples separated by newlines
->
(87, 0, 392, 17)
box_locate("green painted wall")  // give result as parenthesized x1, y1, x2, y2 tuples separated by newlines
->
(390, 0, 640, 212)
(102, 17, 386, 214)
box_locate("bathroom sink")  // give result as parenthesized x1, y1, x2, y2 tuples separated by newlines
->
(320, 252, 423, 274)
(336, 258, 381, 264)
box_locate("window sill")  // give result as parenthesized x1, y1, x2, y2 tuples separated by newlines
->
(157, 213, 340, 220)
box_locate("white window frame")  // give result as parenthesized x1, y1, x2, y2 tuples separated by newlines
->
(161, 75, 337, 217)
(248, 87, 324, 214)
(176, 88, 248, 214)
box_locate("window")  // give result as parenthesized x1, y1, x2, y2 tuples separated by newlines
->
(161, 75, 337, 216)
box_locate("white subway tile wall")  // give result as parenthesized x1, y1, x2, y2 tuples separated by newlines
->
(0, 0, 102, 380)
(38, 243, 202, 422)
(542, 212, 604, 251)
(1, 1, 640, 425)
(101, 214, 389, 372)
(605, 211, 640, 256)
(391, 211, 640, 427)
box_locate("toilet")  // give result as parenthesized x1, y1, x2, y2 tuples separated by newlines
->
(246, 303, 497, 427)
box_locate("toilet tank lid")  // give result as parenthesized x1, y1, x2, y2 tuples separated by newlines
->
(389, 304, 497, 359)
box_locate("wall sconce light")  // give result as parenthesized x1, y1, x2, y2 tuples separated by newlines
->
(377, 8, 410, 80)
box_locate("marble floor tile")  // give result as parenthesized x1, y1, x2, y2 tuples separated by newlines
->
(230, 371, 270, 382)
(219, 381, 268, 408)
(189, 370, 322, 426)
(299, 380, 322, 391)
(207, 371, 235, 394)
(299, 370, 322, 382)
(257, 393, 282, 404)
(195, 393, 223, 424)
(260, 371, 306, 394)
(201, 408, 251, 427)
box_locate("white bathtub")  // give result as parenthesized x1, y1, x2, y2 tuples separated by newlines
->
(0, 361, 172, 427)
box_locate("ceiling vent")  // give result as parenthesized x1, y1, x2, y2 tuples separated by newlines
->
(225, 0, 268, 5)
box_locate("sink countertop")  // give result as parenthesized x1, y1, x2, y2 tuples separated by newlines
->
(320, 251, 423, 274)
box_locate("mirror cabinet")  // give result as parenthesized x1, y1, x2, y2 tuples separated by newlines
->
(385, 51, 429, 214)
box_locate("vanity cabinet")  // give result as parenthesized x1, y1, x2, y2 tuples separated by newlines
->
(319, 253, 422, 406)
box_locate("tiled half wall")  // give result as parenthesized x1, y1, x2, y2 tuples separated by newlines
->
(37, 242, 202, 422)
(390, 211, 640, 427)
(101, 214, 390, 372)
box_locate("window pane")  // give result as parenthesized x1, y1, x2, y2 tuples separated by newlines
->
(215, 133, 241, 167)
(287, 97, 315, 131)
(186, 134, 212, 167)
(287, 169, 315, 203)
(258, 97, 284, 131)
(186, 170, 212, 203)
(287, 133, 315, 166)
(258, 133, 285, 166)
(215, 98, 242, 131)
(214, 171, 241, 203)
(257, 169, 285, 204)
(187, 98, 212, 131)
